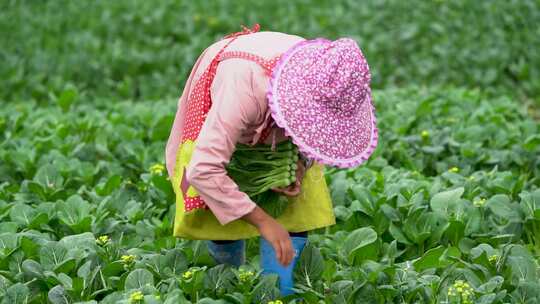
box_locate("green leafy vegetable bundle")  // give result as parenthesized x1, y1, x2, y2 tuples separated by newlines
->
(226, 140, 299, 218)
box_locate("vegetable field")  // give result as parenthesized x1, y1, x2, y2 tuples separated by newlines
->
(1, 1, 539, 303)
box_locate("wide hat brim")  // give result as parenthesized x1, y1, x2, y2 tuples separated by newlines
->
(267, 38, 378, 168)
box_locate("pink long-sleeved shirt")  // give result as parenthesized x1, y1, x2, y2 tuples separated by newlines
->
(165, 31, 305, 225)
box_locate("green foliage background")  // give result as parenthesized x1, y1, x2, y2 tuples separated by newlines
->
(1, 0, 539, 104)
(1, 1, 540, 303)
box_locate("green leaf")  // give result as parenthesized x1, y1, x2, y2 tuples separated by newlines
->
(251, 274, 280, 303)
(477, 276, 504, 293)
(56, 195, 92, 231)
(100, 292, 125, 304)
(294, 243, 324, 286)
(477, 293, 497, 304)
(403, 210, 444, 245)
(102, 261, 125, 277)
(9, 204, 36, 226)
(40, 241, 68, 271)
(160, 249, 189, 277)
(26, 181, 46, 199)
(523, 134, 540, 151)
(48, 285, 70, 304)
(55, 258, 76, 274)
(96, 175, 122, 196)
(22, 259, 44, 279)
(56, 87, 78, 112)
(163, 289, 189, 304)
(322, 259, 338, 282)
(388, 223, 412, 245)
(1, 283, 30, 304)
(487, 194, 520, 221)
(465, 207, 482, 235)
(58, 232, 96, 251)
(413, 246, 445, 272)
(29, 213, 49, 229)
(333, 205, 353, 221)
(506, 245, 538, 284)
(470, 244, 496, 259)
(21, 236, 39, 257)
(0, 222, 19, 233)
(125, 268, 154, 290)
(349, 189, 376, 217)
(34, 164, 64, 189)
(150, 115, 175, 141)
(72, 277, 85, 296)
(427, 212, 449, 244)
(330, 172, 348, 206)
(379, 204, 400, 222)
(445, 220, 465, 245)
(509, 280, 540, 303)
(520, 189, 540, 220)
(0, 232, 19, 252)
(57, 273, 73, 289)
(204, 264, 234, 295)
(197, 299, 229, 304)
(430, 187, 464, 214)
(342, 227, 378, 264)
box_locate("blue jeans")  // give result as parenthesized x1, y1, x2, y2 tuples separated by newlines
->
(207, 231, 308, 296)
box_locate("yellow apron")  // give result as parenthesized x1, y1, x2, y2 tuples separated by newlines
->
(171, 140, 336, 240)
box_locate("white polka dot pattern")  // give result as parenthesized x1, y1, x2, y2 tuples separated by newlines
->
(267, 38, 378, 168)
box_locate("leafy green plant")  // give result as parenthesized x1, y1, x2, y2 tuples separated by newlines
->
(0, 24, 539, 301)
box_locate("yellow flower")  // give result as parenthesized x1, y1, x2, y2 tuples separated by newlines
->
(473, 198, 486, 207)
(129, 291, 144, 303)
(150, 164, 165, 175)
(96, 235, 110, 246)
(121, 255, 136, 264)
(207, 16, 219, 26)
(421, 130, 429, 139)
(238, 269, 254, 282)
(182, 270, 193, 280)
(489, 255, 498, 263)
(449, 167, 459, 173)
(449, 280, 475, 302)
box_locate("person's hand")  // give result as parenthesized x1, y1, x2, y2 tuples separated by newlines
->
(271, 159, 306, 196)
(257, 217, 294, 266)
(241, 206, 293, 266)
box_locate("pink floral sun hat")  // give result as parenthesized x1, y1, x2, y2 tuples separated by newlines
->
(267, 37, 378, 168)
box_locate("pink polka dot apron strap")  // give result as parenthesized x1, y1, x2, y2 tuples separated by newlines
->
(177, 24, 261, 213)
(258, 119, 276, 144)
(223, 23, 260, 39)
(218, 51, 282, 76)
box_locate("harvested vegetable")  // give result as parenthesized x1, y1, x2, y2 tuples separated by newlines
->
(226, 139, 299, 217)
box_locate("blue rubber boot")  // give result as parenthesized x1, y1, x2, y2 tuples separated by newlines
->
(206, 240, 246, 267)
(259, 236, 308, 297)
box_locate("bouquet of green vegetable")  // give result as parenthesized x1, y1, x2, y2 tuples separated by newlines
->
(226, 140, 299, 218)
